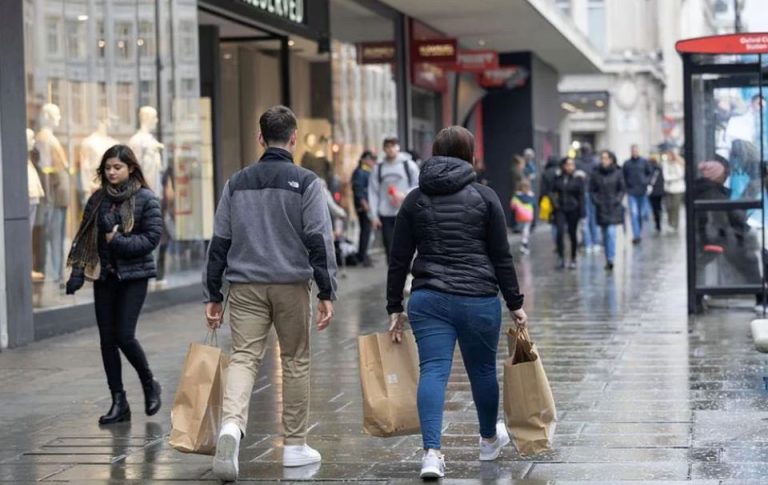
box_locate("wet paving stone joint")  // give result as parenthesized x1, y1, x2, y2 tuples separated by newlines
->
(2, 230, 768, 482)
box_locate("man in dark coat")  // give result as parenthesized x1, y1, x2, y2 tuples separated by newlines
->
(622, 144, 652, 244)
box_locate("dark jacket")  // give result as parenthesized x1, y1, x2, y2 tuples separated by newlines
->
(539, 156, 560, 203)
(386, 156, 524, 314)
(693, 178, 751, 248)
(79, 187, 162, 281)
(351, 165, 371, 212)
(623, 156, 653, 196)
(590, 164, 625, 226)
(648, 164, 665, 197)
(551, 172, 586, 217)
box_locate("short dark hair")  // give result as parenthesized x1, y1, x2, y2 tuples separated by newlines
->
(383, 136, 399, 147)
(432, 126, 475, 163)
(259, 105, 297, 145)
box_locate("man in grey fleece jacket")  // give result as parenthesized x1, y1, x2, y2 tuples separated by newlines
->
(203, 106, 337, 481)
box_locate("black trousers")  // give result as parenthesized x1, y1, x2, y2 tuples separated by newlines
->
(380, 216, 397, 265)
(357, 210, 372, 263)
(649, 195, 663, 232)
(555, 210, 580, 261)
(94, 275, 153, 393)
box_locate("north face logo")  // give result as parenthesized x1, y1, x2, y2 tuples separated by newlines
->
(288, 181, 299, 189)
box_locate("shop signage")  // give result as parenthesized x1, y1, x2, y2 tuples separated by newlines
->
(412, 39, 458, 64)
(445, 50, 498, 72)
(478, 67, 529, 89)
(412, 62, 448, 92)
(239, 0, 305, 24)
(676, 33, 768, 54)
(358, 41, 396, 65)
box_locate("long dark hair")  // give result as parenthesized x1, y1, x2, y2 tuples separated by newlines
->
(432, 126, 475, 163)
(601, 150, 618, 166)
(97, 144, 150, 189)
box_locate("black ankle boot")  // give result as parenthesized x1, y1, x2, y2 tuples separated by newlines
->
(142, 379, 162, 416)
(99, 391, 131, 425)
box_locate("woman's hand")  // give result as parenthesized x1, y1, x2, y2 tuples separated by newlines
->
(105, 225, 119, 243)
(389, 312, 407, 343)
(512, 308, 528, 329)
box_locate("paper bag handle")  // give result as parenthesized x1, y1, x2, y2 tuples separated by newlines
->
(507, 326, 531, 357)
(203, 294, 229, 348)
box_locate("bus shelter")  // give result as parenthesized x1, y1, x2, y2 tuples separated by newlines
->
(676, 33, 768, 314)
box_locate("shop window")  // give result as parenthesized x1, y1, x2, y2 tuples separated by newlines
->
(116, 82, 134, 127)
(97, 21, 107, 58)
(66, 19, 86, 59)
(46, 17, 61, 57)
(138, 20, 156, 58)
(115, 21, 133, 60)
(48, 78, 61, 106)
(71, 81, 85, 126)
(179, 20, 197, 60)
(139, 80, 156, 108)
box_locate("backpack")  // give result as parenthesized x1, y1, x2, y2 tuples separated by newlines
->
(378, 160, 414, 187)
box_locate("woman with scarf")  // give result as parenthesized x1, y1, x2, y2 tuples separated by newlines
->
(65, 144, 163, 425)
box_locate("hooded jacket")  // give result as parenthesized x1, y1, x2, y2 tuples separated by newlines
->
(590, 163, 625, 226)
(386, 156, 524, 314)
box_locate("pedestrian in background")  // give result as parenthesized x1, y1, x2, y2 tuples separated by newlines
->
(511, 179, 536, 254)
(648, 155, 665, 234)
(550, 157, 586, 269)
(662, 150, 685, 232)
(540, 155, 561, 246)
(387, 126, 528, 480)
(368, 136, 420, 264)
(204, 106, 337, 482)
(352, 150, 376, 267)
(623, 144, 652, 244)
(65, 144, 163, 426)
(577, 142, 601, 253)
(590, 150, 625, 271)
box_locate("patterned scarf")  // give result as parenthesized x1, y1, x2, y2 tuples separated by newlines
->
(67, 179, 141, 273)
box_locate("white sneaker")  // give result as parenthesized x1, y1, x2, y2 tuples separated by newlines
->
(479, 422, 510, 461)
(420, 449, 445, 479)
(283, 444, 321, 467)
(212, 423, 241, 482)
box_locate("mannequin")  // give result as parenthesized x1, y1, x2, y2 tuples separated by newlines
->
(35, 103, 70, 283)
(80, 118, 118, 202)
(129, 106, 164, 192)
(27, 129, 45, 282)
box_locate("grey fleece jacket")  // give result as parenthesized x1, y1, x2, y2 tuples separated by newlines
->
(203, 147, 338, 303)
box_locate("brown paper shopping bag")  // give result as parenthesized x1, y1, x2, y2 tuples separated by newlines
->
(358, 330, 420, 437)
(169, 332, 228, 455)
(503, 328, 557, 456)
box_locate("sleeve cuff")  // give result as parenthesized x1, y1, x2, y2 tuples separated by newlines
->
(317, 291, 336, 301)
(387, 302, 404, 314)
(506, 295, 524, 312)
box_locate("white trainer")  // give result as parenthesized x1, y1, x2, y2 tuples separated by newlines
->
(479, 422, 511, 461)
(212, 423, 241, 482)
(420, 449, 445, 479)
(283, 444, 322, 467)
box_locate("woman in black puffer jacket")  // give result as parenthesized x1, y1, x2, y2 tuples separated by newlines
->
(550, 157, 586, 269)
(65, 144, 163, 425)
(590, 150, 625, 271)
(387, 126, 528, 480)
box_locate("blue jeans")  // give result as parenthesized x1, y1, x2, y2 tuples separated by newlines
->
(582, 197, 601, 248)
(628, 195, 647, 239)
(408, 289, 501, 450)
(602, 225, 617, 263)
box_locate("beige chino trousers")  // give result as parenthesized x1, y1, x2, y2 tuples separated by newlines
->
(222, 282, 312, 445)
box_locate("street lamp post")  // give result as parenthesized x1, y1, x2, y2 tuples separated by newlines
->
(734, 0, 742, 33)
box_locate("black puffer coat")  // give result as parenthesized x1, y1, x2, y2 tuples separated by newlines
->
(590, 164, 626, 226)
(386, 156, 524, 314)
(551, 172, 586, 217)
(82, 187, 162, 281)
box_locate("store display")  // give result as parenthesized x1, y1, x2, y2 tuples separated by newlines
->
(35, 103, 70, 283)
(129, 106, 165, 193)
(27, 128, 45, 282)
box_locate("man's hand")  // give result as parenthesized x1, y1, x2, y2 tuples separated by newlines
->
(512, 308, 528, 329)
(205, 302, 223, 330)
(389, 312, 407, 343)
(316, 300, 334, 331)
(372, 218, 382, 231)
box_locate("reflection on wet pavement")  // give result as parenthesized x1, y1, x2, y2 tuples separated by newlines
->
(2, 228, 768, 483)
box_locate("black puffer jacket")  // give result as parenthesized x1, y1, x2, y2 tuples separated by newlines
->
(590, 164, 625, 226)
(386, 156, 524, 314)
(550, 172, 586, 217)
(81, 187, 162, 281)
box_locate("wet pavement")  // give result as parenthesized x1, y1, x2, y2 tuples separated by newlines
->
(2, 225, 768, 483)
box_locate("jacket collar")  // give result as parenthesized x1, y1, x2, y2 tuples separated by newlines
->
(260, 147, 294, 164)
